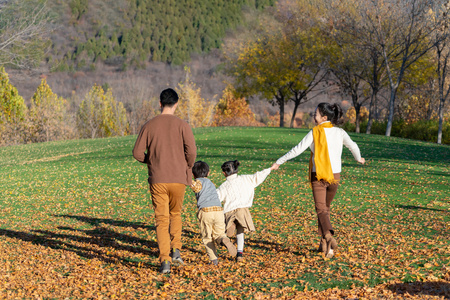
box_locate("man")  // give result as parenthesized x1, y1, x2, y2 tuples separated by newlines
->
(133, 88, 196, 273)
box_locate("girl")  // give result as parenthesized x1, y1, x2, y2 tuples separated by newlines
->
(217, 160, 276, 262)
(272, 103, 365, 258)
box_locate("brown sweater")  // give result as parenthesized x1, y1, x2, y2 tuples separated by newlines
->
(132, 114, 197, 185)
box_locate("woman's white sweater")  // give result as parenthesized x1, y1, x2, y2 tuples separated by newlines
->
(276, 122, 362, 173)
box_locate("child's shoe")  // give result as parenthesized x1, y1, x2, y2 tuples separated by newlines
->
(236, 252, 243, 262)
(170, 248, 184, 265)
(324, 233, 337, 258)
(218, 237, 237, 257)
(210, 259, 219, 266)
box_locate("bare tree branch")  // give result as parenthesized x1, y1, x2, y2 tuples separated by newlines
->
(0, 0, 53, 69)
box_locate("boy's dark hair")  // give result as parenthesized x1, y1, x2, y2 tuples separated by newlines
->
(160, 88, 179, 107)
(192, 161, 209, 178)
(221, 160, 240, 176)
(316, 102, 343, 125)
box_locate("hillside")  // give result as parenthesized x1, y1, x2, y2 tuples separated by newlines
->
(8, 0, 287, 119)
(46, 0, 275, 71)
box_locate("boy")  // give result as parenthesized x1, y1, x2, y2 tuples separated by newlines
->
(190, 161, 237, 265)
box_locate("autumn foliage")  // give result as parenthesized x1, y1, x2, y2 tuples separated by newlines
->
(0, 67, 27, 145)
(175, 67, 215, 128)
(77, 84, 128, 138)
(212, 86, 262, 127)
(28, 78, 70, 143)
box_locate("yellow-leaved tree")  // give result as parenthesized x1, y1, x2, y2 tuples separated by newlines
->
(28, 78, 70, 143)
(77, 84, 128, 139)
(175, 67, 215, 128)
(213, 85, 262, 127)
(0, 67, 27, 145)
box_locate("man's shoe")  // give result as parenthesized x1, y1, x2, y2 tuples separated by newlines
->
(171, 248, 184, 265)
(160, 260, 171, 274)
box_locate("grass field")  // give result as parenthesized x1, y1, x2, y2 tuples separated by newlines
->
(0, 127, 448, 299)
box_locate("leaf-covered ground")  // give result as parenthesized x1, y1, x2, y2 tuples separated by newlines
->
(0, 127, 448, 299)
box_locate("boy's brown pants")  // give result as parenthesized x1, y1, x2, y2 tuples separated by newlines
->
(311, 173, 340, 237)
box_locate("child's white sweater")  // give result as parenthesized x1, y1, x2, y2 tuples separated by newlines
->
(217, 168, 271, 214)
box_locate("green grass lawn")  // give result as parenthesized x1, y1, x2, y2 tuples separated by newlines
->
(0, 127, 448, 299)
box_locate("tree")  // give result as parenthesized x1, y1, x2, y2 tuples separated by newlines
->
(327, 40, 369, 133)
(225, 2, 330, 127)
(431, 1, 450, 144)
(212, 85, 261, 127)
(28, 78, 68, 143)
(396, 54, 438, 123)
(223, 9, 289, 127)
(0, 67, 26, 145)
(0, 0, 53, 69)
(370, 0, 445, 136)
(326, 0, 448, 136)
(77, 84, 128, 139)
(279, 14, 329, 128)
(320, 0, 387, 134)
(175, 67, 215, 128)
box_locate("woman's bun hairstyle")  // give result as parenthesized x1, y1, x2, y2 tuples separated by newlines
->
(317, 102, 343, 125)
(221, 160, 240, 176)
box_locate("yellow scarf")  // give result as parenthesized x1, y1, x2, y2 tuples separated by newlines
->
(309, 121, 338, 185)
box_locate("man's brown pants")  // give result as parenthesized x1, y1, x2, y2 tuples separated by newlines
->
(150, 183, 186, 262)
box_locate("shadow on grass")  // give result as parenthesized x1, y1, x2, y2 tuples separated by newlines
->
(395, 204, 449, 212)
(387, 281, 450, 298)
(245, 238, 284, 252)
(0, 225, 159, 267)
(54, 214, 154, 230)
(0, 215, 208, 271)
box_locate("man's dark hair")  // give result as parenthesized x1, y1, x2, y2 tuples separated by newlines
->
(160, 88, 179, 107)
(192, 161, 209, 178)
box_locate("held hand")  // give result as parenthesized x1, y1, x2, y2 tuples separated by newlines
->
(358, 158, 365, 165)
(270, 163, 280, 170)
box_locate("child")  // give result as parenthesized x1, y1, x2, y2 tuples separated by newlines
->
(190, 161, 237, 265)
(217, 160, 276, 262)
(272, 102, 365, 258)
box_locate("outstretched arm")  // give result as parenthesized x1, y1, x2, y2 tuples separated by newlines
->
(190, 179, 202, 193)
(274, 130, 313, 168)
(271, 163, 280, 170)
(343, 131, 364, 164)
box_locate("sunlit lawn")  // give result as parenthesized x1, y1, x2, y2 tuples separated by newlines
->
(0, 127, 448, 299)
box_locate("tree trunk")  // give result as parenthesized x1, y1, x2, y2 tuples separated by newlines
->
(290, 100, 300, 128)
(355, 103, 361, 133)
(366, 92, 377, 134)
(385, 88, 397, 137)
(279, 99, 285, 128)
(437, 97, 444, 144)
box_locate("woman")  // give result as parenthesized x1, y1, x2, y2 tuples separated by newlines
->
(272, 103, 365, 258)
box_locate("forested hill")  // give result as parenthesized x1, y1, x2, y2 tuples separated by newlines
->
(47, 0, 275, 72)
